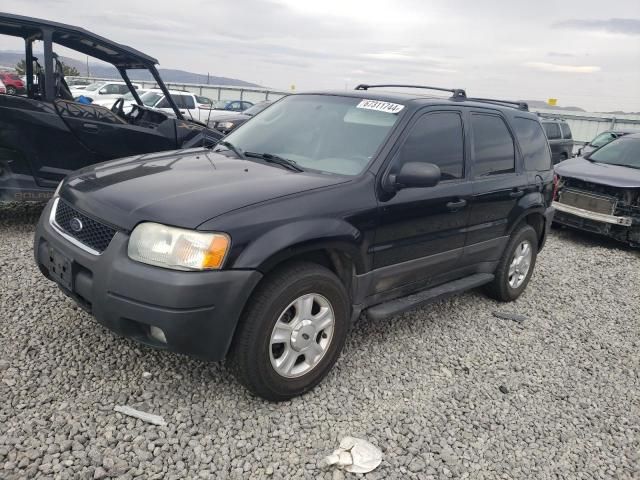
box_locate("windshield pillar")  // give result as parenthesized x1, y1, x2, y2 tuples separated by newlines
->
(42, 28, 54, 101)
(25, 38, 34, 98)
(118, 68, 142, 105)
(149, 66, 184, 120)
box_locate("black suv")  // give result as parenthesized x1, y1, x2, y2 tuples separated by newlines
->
(34, 85, 555, 400)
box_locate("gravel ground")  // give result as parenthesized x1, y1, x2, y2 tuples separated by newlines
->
(1, 203, 639, 480)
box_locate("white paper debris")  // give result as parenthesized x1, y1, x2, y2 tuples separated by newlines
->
(324, 436, 382, 473)
(114, 405, 166, 426)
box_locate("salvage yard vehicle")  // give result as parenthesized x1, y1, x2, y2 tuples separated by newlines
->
(0, 13, 222, 202)
(208, 100, 274, 134)
(34, 84, 555, 400)
(541, 118, 573, 163)
(554, 133, 640, 247)
(0, 71, 26, 94)
(69, 81, 142, 103)
(576, 129, 639, 157)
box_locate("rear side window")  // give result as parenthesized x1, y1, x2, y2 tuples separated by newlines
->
(513, 118, 552, 171)
(543, 122, 561, 140)
(560, 123, 572, 139)
(396, 111, 465, 180)
(183, 96, 195, 109)
(471, 114, 515, 176)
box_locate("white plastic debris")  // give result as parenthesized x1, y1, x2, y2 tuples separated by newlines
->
(324, 436, 382, 473)
(113, 405, 166, 426)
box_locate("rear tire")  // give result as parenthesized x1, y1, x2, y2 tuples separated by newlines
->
(485, 224, 538, 302)
(228, 262, 350, 401)
(6, 86, 16, 95)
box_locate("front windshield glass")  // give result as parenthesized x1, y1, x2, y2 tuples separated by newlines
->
(243, 102, 271, 116)
(83, 82, 105, 92)
(140, 91, 164, 107)
(223, 94, 402, 176)
(591, 132, 615, 148)
(589, 137, 640, 169)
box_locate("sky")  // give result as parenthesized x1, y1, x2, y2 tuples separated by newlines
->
(2, 0, 640, 111)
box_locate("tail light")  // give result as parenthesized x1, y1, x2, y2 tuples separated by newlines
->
(552, 174, 560, 201)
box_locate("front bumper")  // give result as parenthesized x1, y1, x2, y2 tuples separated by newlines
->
(34, 200, 262, 361)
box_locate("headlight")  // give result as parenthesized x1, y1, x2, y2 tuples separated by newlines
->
(128, 222, 230, 271)
(217, 121, 235, 130)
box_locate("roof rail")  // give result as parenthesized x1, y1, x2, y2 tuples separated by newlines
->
(355, 84, 466, 100)
(466, 97, 529, 111)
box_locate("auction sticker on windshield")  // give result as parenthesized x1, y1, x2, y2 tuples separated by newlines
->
(356, 99, 405, 114)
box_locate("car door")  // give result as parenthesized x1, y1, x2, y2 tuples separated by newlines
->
(463, 110, 529, 264)
(371, 108, 472, 300)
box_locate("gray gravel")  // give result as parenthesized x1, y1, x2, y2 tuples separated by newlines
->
(1, 203, 639, 479)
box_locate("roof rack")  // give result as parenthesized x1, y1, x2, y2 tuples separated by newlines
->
(354, 84, 529, 111)
(466, 97, 529, 111)
(355, 84, 467, 99)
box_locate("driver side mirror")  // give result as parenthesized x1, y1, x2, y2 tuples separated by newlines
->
(386, 162, 441, 192)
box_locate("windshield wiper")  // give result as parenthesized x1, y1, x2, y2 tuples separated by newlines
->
(215, 140, 244, 158)
(244, 152, 303, 172)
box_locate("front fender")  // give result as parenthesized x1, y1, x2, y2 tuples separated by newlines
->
(231, 218, 365, 272)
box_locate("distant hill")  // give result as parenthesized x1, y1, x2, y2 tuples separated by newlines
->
(523, 99, 586, 112)
(0, 50, 260, 87)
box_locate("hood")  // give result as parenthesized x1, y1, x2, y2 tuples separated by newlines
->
(555, 157, 640, 189)
(61, 149, 348, 231)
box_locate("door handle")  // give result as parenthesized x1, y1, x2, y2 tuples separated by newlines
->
(82, 123, 98, 132)
(446, 199, 467, 210)
(510, 189, 525, 198)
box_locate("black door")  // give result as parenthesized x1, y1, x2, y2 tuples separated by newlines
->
(464, 111, 528, 264)
(53, 100, 177, 167)
(542, 121, 563, 163)
(371, 109, 471, 299)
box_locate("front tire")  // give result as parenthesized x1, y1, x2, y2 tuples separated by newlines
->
(6, 86, 16, 95)
(228, 262, 350, 401)
(485, 224, 538, 302)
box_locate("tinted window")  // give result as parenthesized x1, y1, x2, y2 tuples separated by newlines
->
(543, 122, 561, 140)
(183, 96, 195, 109)
(513, 118, 552, 171)
(471, 114, 515, 176)
(396, 112, 464, 180)
(591, 132, 615, 148)
(560, 122, 572, 139)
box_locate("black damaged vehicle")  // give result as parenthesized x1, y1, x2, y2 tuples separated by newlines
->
(554, 133, 640, 247)
(34, 85, 555, 400)
(0, 13, 221, 202)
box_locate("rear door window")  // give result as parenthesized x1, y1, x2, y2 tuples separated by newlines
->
(396, 111, 465, 180)
(513, 117, 552, 171)
(183, 96, 196, 109)
(560, 123, 572, 139)
(471, 114, 515, 176)
(543, 122, 561, 140)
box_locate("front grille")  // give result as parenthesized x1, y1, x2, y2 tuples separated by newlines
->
(558, 188, 616, 215)
(54, 200, 117, 253)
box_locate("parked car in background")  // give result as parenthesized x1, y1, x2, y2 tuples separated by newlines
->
(208, 100, 273, 134)
(132, 89, 209, 121)
(541, 118, 573, 163)
(0, 71, 26, 94)
(0, 79, 6, 94)
(69, 81, 141, 102)
(91, 88, 149, 108)
(34, 85, 555, 400)
(66, 78, 92, 88)
(554, 133, 640, 247)
(195, 95, 214, 109)
(577, 129, 639, 157)
(211, 99, 253, 112)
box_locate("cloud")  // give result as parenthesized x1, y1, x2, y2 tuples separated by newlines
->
(547, 52, 575, 58)
(554, 18, 640, 35)
(523, 62, 601, 73)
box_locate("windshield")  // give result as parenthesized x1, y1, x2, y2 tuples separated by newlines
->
(591, 132, 616, 148)
(589, 137, 640, 169)
(140, 91, 164, 107)
(223, 94, 402, 176)
(244, 102, 271, 115)
(83, 82, 105, 92)
(122, 92, 137, 101)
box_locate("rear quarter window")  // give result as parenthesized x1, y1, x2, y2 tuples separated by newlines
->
(560, 123, 572, 139)
(513, 118, 552, 171)
(543, 122, 561, 140)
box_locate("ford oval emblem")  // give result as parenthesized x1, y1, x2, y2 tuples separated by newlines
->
(69, 217, 83, 233)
